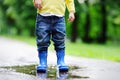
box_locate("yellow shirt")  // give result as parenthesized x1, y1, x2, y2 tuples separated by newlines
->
(33, 0, 75, 16)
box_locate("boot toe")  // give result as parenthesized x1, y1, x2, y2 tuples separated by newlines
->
(58, 65, 69, 72)
(37, 65, 47, 73)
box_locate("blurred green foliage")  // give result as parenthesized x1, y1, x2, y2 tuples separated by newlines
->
(0, 0, 120, 44)
(0, 0, 36, 36)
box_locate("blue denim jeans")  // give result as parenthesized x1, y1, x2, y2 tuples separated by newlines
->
(35, 14, 66, 51)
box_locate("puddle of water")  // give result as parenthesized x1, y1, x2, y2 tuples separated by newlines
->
(1, 64, 89, 79)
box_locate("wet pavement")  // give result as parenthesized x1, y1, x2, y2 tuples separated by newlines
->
(0, 36, 120, 80)
(0, 68, 36, 80)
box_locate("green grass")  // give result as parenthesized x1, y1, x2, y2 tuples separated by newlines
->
(1, 35, 36, 46)
(66, 42, 120, 62)
(1, 35, 120, 62)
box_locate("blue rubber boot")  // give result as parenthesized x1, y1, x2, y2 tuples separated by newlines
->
(56, 49, 69, 72)
(37, 51, 47, 73)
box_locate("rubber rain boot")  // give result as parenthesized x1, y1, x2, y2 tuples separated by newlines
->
(56, 49, 69, 72)
(37, 51, 47, 73)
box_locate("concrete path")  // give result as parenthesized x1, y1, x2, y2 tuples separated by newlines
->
(0, 36, 120, 80)
(0, 68, 36, 80)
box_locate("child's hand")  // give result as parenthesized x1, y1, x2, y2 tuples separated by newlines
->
(34, 0, 42, 9)
(68, 12, 75, 22)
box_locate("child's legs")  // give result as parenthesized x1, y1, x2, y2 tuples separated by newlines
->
(35, 14, 51, 71)
(36, 14, 51, 51)
(52, 17, 68, 70)
(52, 17, 68, 67)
